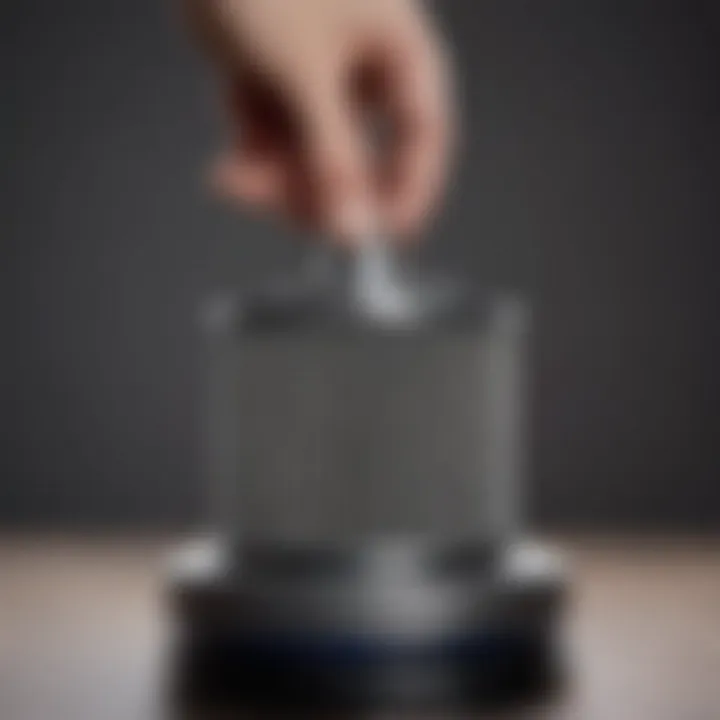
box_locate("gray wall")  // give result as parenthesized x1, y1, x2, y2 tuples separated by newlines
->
(1, 0, 718, 530)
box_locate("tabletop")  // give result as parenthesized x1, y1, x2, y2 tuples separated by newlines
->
(1, 536, 719, 720)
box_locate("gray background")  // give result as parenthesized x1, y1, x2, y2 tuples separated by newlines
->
(1, 0, 718, 531)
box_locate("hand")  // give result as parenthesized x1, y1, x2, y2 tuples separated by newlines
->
(184, 0, 456, 244)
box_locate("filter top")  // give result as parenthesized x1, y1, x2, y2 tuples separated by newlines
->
(230, 248, 498, 336)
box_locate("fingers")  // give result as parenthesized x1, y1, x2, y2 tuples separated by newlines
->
(380, 27, 455, 239)
(211, 153, 284, 208)
(213, 70, 373, 242)
(209, 19, 455, 245)
(290, 67, 375, 245)
(210, 77, 290, 215)
(290, 27, 455, 244)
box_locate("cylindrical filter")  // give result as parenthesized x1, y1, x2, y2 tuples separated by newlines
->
(201, 248, 529, 562)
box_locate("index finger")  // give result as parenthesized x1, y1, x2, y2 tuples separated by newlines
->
(380, 26, 456, 239)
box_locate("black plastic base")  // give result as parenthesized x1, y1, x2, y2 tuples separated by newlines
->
(173, 629, 563, 712)
(167, 539, 567, 712)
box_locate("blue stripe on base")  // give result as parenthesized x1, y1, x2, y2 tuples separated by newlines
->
(198, 628, 540, 668)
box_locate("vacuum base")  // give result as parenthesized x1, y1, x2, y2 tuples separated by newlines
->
(166, 538, 568, 711)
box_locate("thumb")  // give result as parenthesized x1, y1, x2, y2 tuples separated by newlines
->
(294, 73, 373, 244)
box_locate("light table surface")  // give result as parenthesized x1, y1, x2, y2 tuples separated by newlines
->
(1, 536, 718, 719)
